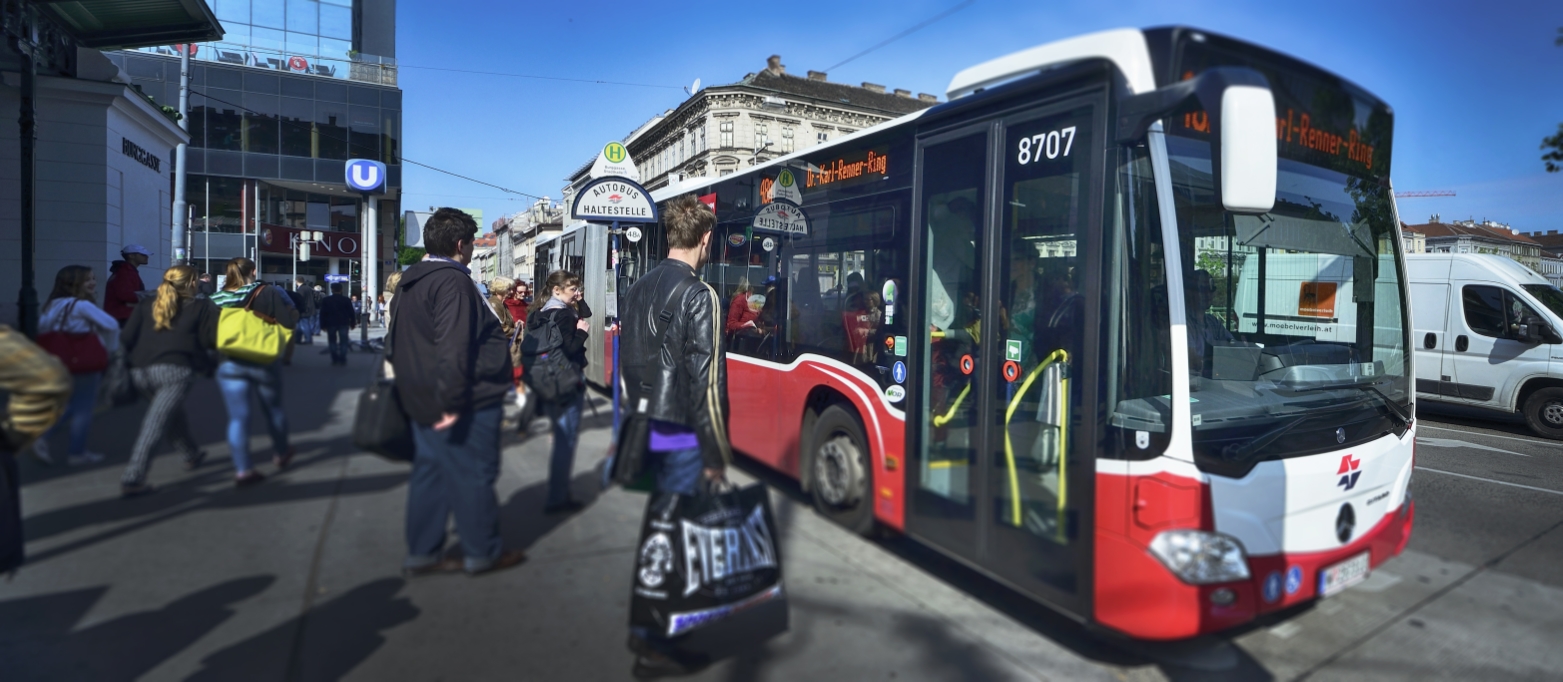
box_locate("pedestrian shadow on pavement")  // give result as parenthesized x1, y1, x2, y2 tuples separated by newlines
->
(186, 577, 419, 682)
(0, 575, 273, 681)
(21, 467, 407, 566)
(731, 453, 1278, 682)
(496, 470, 606, 552)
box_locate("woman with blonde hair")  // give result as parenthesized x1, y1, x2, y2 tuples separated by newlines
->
(33, 265, 119, 466)
(118, 265, 219, 497)
(210, 257, 300, 487)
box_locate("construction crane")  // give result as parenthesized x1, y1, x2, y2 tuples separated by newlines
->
(1393, 190, 1456, 198)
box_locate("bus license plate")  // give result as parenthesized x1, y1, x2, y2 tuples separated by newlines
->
(1318, 552, 1370, 598)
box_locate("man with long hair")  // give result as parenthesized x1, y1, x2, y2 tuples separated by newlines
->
(617, 194, 732, 677)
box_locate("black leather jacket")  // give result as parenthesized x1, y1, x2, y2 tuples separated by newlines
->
(619, 259, 732, 470)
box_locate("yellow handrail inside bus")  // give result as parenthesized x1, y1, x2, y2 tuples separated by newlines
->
(931, 383, 971, 428)
(1003, 349, 1069, 532)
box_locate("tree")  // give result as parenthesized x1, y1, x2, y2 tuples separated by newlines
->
(1546, 29, 1563, 172)
(396, 216, 424, 267)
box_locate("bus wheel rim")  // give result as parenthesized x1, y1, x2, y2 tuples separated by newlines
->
(815, 436, 862, 507)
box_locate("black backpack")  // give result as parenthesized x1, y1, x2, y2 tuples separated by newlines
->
(520, 309, 583, 403)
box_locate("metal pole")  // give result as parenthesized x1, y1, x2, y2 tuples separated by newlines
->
(367, 194, 379, 325)
(14, 46, 36, 336)
(611, 220, 621, 437)
(171, 45, 190, 266)
(359, 193, 369, 347)
(204, 178, 211, 276)
(291, 234, 297, 290)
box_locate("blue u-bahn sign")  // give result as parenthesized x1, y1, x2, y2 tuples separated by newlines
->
(345, 158, 386, 193)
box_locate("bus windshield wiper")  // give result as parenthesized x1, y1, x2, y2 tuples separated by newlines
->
(1301, 380, 1412, 427)
(1221, 414, 1309, 462)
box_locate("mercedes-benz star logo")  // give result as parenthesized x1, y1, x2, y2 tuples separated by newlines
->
(1336, 503, 1356, 544)
(1336, 427, 1347, 444)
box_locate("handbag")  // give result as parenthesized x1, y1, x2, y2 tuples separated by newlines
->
(352, 311, 413, 463)
(216, 284, 292, 364)
(629, 482, 787, 640)
(98, 351, 137, 408)
(610, 278, 693, 487)
(36, 300, 109, 375)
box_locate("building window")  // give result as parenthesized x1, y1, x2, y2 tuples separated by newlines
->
(697, 126, 706, 152)
(720, 121, 733, 148)
(817, 131, 828, 144)
(754, 123, 768, 149)
(781, 127, 794, 153)
(720, 169, 733, 176)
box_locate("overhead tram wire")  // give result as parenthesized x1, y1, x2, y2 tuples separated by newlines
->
(824, 0, 977, 72)
(396, 64, 682, 90)
(188, 86, 551, 203)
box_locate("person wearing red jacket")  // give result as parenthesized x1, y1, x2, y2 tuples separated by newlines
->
(103, 244, 150, 326)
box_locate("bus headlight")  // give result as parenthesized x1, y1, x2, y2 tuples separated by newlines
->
(1148, 530, 1251, 585)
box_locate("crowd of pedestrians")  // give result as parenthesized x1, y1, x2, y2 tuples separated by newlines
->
(3, 199, 739, 678)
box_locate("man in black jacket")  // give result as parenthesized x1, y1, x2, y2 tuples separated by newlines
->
(389, 208, 524, 577)
(618, 194, 732, 677)
(318, 283, 355, 365)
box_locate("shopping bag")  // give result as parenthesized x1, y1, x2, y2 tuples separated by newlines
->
(354, 371, 414, 463)
(630, 483, 786, 639)
(216, 285, 291, 364)
(98, 351, 137, 408)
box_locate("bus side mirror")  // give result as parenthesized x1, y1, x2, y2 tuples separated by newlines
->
(1115, 67, 1277, 213)
(1217, 86, 1277, 214)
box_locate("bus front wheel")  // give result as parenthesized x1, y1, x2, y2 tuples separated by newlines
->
(810, 405, 875, 536)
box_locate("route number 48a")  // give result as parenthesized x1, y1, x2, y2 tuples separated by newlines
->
(1017, 126, 1076, 165)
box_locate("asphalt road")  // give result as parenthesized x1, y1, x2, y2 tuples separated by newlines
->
(2, 338, 1558, 682)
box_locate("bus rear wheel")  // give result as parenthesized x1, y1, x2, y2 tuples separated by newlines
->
(810, 405, 875, 536)
(1522, 387, 1563, 440)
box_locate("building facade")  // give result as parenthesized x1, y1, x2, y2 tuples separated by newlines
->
(560, 55, 936, 227)
(492, 198, 563, 286)
(108, 0, 402, 293)
(1404, 218, 1563, 287)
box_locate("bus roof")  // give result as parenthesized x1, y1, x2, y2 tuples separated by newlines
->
(945, 27, 1156, 99)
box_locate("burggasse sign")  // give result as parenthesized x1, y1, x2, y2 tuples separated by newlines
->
(121, 137, 161, 173)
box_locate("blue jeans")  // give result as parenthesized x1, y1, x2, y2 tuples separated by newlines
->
(298, 313, 318, 342)
(43, 372, 101, 455)
(325, 327, 350, 363)
(216, 359, 290, 474)
(546, 393, 584, 506)
(406, 404, 504, 572)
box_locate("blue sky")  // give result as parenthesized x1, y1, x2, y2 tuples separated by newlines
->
(397, 0, 1563, 234)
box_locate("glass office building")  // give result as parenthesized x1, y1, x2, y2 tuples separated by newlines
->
(107, 0, 400, 284)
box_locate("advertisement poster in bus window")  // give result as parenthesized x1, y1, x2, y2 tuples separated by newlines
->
(1168, 41, 1393, 180)
(1298, 282, 1337, 318)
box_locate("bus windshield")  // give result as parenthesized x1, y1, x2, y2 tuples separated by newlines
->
(1162, 133, 1410, 475)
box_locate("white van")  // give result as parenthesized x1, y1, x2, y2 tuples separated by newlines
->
(1405, 253, 1563, 438)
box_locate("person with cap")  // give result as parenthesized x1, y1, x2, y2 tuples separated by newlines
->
(104, 244, 151, 327)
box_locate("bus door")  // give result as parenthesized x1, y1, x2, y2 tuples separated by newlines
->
(907, 95, 1103, 613)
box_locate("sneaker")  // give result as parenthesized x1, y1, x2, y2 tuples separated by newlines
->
(30, 440, 53, 466)
(120, 482, 156, 498)
(543, 499, 587, 515)
(631, 650, 711, 679)
(66, 451, 107, 466)
(234, 470, 266, 488)
(402, 557, 463, 579)
(183, 450, 209, 471)
(466, 548, 527, 577)
(274, 446, 297, 471)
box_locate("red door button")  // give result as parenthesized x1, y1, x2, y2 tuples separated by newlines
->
(1002, 360, 1021, 383)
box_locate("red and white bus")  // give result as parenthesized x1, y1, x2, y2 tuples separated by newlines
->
(579, 26, 1416, 640)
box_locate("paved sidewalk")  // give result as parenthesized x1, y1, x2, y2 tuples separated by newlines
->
(0, 338, 1144, 681)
